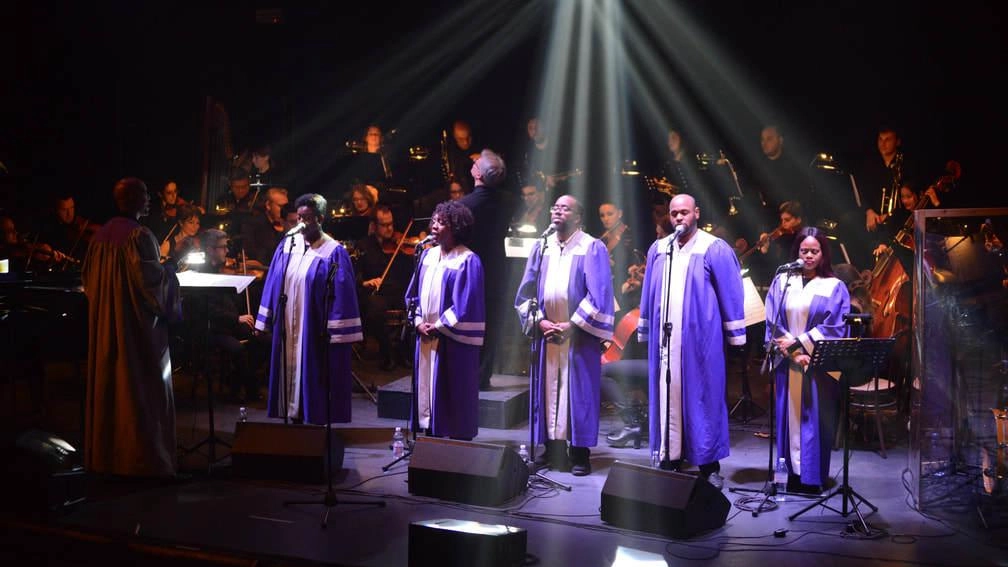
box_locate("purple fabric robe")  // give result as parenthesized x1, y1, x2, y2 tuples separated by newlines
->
(637, 229, 745, 466)
(765, 273, 850, 486)
(515, 232, 614, 448)
(405, 245, 485, 440)
(255, 237, 362, 425)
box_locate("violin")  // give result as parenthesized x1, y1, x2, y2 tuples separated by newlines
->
(601, 223, 628, 254)
(381, 232, 421, 256)
(738, 224, 791, 262)
(601, 307, 640, 364)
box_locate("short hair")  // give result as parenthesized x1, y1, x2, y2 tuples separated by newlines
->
(790, 226, 835, 278)
(229, 170, 250, 183)
(433, 200, 475, 246)
(476, 149, 506, 187)
(175, 203, 201, 225)
(294, 193, 327, 218)
(200, 228, 228, 251)
(778, 200, 802, 219)
(252, 145, 272, 157)
(265, 187, 288, 204)
(374, 204, 393, 217)
(112, 177, 148, 214)
(557, 194, 584, 217)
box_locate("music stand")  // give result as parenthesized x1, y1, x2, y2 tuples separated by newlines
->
(729, 276, 768, 423)
(788, 336, 895, 532)
(176, 271, 257, 474)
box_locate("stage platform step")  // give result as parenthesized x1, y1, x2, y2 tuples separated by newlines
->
(377, 374, 530, 430)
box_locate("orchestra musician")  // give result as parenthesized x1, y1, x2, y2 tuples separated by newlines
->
(214, 171, 263, 238)
(194, 228, 269, 403)
(598, 201, 635, 306)
(444, 120, 479, 192)
(36, 194, 100, 267)
(159, 204, 201, 261)
(240, 187, 289, 266)
(146, 181, 202, 242)
(512, 183, 550, 233)
(355, 204, 414, 371)
(1, 214, 74, 272)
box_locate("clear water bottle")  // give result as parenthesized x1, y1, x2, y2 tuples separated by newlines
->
(518, 444, 530, 463)
(238, 406, 248, 423)
(774, 457, 788, 502)
(392, 427, 405, 459)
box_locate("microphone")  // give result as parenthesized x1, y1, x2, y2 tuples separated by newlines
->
(672, 224, 685, 238)
(776, 258, 805, 272)
(285, 222, 307, 237)
(415, 234, 436, 247)
(540, 223, 558, 239)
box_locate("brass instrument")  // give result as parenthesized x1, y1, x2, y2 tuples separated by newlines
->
(440, 129, 454, 183)
(879, 151, 903, 219)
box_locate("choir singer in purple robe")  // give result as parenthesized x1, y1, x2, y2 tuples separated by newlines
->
(637, 193, 746, 490)
(515, 195, 614, 476)
(255, 193, 363, 425)
(405, 200, 486, 440)
(765, 226, 849, 494)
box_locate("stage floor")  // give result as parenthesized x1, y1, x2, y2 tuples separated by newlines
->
(3, 364, 1006, 566)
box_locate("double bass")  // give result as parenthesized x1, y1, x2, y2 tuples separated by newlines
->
(866, 162, 960, 386)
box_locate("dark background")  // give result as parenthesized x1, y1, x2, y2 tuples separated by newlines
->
(6, 1, 1005, 221)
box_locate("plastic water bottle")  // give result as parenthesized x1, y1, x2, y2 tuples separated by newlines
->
(518, 444, 530, 464)
(238, 406, 248, 423)
(392, 427, 405, 459)
(774, 457, 788, 502)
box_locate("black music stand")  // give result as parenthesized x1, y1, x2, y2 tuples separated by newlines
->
(177, 271, 257, 474)
(788, 336, 895, 533)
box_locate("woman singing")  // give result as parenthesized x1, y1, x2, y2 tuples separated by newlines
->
(764, 226, 850, 493)
(405, 200, 485, 440)
(254, 193, 363, 424)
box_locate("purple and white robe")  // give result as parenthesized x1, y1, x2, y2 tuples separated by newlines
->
(637, 229, 745, 465)
(515, 230, 614, 448)
(255, 236, 362, 424)
(405, 245, 485, 440)
(765, 272, 849, 486)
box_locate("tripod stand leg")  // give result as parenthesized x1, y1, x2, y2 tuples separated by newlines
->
(351, 371, 378, 404)
(528, 462, 571, 491)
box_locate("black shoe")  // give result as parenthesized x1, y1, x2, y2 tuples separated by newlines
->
(570, 446, 591, 476)
(606, 425, 642, 448)
(545, 440, 570, 472)
(380, 356, 396, 371)
(659, 459, 682, 472)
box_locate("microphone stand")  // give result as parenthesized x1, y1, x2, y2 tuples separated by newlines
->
(525, 233, 571, 491)
(285, 251, 385, 526)
(382, 241, 425, 472)
(730, 267, 797, 515)
(660, 235, 676, 470)
(276, 233, 297, 423)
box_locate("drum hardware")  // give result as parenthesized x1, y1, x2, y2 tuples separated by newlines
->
(619, 160, 641, 176)
(810, 152, 845, 174)
(408, 146, 429, 161)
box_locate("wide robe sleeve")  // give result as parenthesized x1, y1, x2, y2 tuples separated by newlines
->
(708, 238, 747, 347)
(434, 252, 485, 346)
(514, 240, 546, 336)
(570, 239, 614, 340)
(324, 245, 364, 344)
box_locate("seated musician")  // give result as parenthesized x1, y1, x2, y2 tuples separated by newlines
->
(35, 194, 99, 267)
(511, 183, 550, 233)
(748, 200, 804, 286)
(214, 171, 263, 237)
(2, 213, 74, 272)
(239, 187, 289, 266)
(872, 184, 940, 259)
(159, 204, 201, 261)
(193, 228, 269, 403)
(355, 204, 413, 370)
(146, 181, 203, 242)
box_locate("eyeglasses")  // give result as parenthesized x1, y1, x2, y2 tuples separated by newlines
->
(550, 204, 574, 213)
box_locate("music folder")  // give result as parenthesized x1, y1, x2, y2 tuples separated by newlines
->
(176, 270, 256, 293)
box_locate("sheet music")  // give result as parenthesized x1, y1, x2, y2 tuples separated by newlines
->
(176, 270, 256, 293)
(741, 276, 765, 327)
